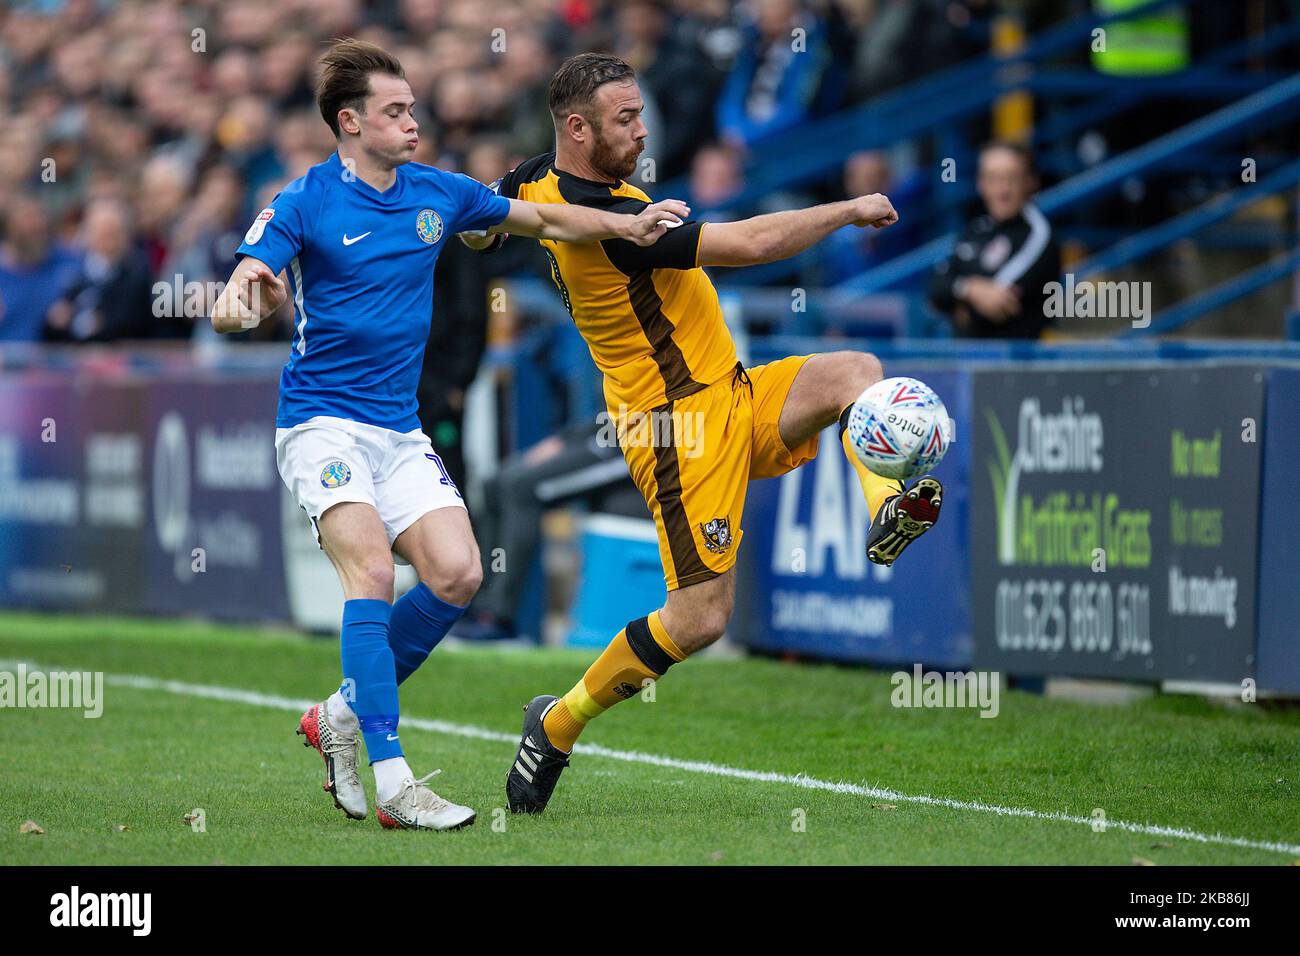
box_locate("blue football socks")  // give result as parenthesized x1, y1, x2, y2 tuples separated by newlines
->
(339, 598, 402, 763)
(387, 582, 467, 684)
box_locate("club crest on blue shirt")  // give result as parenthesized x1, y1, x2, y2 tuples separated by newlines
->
(320, 460, 352, 488)
(416, 208, 443, 244)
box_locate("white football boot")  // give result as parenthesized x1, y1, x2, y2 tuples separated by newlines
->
(296, 700, 368, 820)
(376, 770, 477, 831)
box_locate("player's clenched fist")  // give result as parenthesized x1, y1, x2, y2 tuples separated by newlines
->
(238, 262, 288, 318)
(628, 198, 691, 246)
(852, 193, 899, 229)
(211, 257, 288, 332)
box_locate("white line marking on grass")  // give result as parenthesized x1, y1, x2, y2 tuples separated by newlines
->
(6, 659, 1298, 857)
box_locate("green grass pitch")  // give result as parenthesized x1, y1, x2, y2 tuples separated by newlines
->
(1, 611, 1296, 865)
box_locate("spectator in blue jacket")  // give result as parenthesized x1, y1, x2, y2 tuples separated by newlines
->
(0, 198, 77, 342)
(820, 150, 926, 284)
(715, 0, 834, 149)
(686, 142, 748, 223)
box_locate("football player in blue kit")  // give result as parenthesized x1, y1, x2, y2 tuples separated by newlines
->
(209, 39, 687, 830)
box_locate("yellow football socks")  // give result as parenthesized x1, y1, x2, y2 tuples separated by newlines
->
(840, 406, 904, 521)
(542, 610, 686, 753)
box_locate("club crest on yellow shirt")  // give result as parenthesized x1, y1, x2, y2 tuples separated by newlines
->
(416, 208, 443, 244)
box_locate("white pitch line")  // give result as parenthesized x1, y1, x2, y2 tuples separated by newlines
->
(5, 659, 1298, 858)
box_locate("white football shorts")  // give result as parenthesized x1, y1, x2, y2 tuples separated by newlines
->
(275, 415, 465, 553)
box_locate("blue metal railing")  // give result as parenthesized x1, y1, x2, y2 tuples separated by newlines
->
(1134, 247, 1300, 337)
(661, 0, 1217, 207)
(671, 0, 1300, 338)
(747, 335, 1300, 366)
(1036, 18, 1300, 150)
(840, 73, 1300, 298)
(1073, 159, 1300, 280)
(1028, 69, 1284, 98)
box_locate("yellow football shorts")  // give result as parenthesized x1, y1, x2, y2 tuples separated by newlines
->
(616, 355, 819, 590)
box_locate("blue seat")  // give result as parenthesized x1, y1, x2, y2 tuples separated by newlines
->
(568, 515, 666, 648)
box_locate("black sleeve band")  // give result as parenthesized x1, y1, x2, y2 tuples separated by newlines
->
(624, 616, 677, 675)
(475, 232, 508, 254)
(601, 221, 704, 274)
(838, 403, 853, 437)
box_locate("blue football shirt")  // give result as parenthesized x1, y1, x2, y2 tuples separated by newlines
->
(236, 151, 510, 432)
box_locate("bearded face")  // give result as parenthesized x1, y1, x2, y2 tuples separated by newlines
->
(588, 115, 644, 182)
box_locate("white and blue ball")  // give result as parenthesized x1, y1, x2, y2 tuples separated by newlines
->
(845, 376, 951, 481)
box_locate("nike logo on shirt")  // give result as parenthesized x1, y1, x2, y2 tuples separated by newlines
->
(342, 232, 372, 246)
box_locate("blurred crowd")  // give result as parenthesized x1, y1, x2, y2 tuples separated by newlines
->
(0, 0, 996, 344)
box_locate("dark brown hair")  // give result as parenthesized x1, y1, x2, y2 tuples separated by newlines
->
(316, 39, 406, 138)
(548, 53, 635, 124)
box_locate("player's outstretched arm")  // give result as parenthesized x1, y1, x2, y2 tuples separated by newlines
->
(697, 194, 898, 267)
(496, 197, 691, 246)
(210, 257, 290, 333)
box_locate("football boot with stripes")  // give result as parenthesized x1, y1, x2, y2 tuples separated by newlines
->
(866, 476, 943, 567)
(506, 695, 571, 814)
